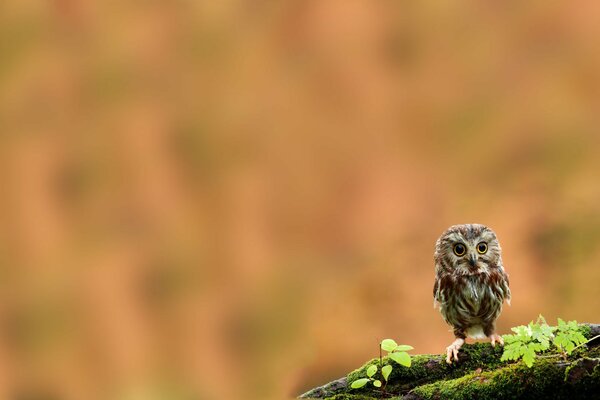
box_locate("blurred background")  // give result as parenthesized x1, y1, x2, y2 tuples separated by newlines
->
(1, 0, 600, 399)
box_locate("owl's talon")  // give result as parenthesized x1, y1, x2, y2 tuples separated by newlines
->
(445, 338, 465, 364)
(490, 333, 504, 347)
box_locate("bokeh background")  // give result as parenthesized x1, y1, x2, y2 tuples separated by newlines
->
(2, 1, 600, 399)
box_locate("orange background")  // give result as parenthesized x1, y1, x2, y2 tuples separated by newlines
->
(1, 1, 600, 399)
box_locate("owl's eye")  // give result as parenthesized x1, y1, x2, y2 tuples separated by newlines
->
(453, 243, 466, 256)
(477, 242, 488, 254)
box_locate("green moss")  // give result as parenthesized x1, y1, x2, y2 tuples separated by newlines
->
(346, 343, 505, 396)
(345, 339, 600, 399)
(580, 324, 592, 338)
(306, 324, 600, 399)
(323, 394, 402, 400)
(324, 394, 385, 400)
(411, 359, 567, 399)
(586, 347, 600, 358)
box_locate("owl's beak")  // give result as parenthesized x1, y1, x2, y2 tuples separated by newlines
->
(468, 254, 477, 268)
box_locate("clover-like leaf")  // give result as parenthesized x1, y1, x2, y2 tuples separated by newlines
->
(366, 364, 378, 378)
(389, 351, 411, 367)
(381, 365, 393, 381)
(381, 339, 398, 352)
(350, 378, 370, 389)
(373, 380, 382, 388)
(395, 345, 414, 352)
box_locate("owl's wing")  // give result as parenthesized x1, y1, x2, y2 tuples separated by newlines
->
(493, 267, 511, 306)
(503, 270, 512, 305)
(433, 276, 441, 309)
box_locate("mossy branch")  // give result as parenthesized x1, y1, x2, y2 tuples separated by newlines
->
(300, 323, 600, 400)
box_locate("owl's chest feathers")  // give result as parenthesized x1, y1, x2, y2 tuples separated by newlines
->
(461, 276, 488, 310)
(438, 272, 503, 316)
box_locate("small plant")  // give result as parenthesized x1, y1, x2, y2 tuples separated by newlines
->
(501, 315, 597, 367)
(501, 315, 554, 367)
(350, 339, 413, 391)
(381, 339, 413, 367)
(553, 318, 588, 354)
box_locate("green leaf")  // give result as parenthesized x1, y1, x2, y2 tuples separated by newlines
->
(522, 347, 536, 368)
(529, 343, 542, 352)
(543, 325, 556, 337)
(395, 345, 414, 352)
(366, 365, 378, 378)
(503, 334, 518, 344)
(351, 378, 370, 389)
(373, 380, 382, 388)
(554, 322, 588, 355)
(518, 345, 527, 356)
(502, 316, 587, 368)
(501, 343, 521, 361)
(381, 365, 393, 381)
(389, 351, 411, 367)
(381, 339, 398, 352)
(569, 320, 579, 330)
(537, 314, 548, 325)
(511, 326, 522, 334)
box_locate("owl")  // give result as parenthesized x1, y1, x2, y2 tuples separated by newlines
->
(433, 224, 511, 364)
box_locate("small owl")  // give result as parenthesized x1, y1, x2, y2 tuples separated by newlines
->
(433, 224, 511, 364)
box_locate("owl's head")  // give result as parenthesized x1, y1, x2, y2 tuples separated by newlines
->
(434, 224, 502, 275)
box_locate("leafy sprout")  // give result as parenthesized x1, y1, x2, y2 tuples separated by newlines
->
(349, 339, 414, 391)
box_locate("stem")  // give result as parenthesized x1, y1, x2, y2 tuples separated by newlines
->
(379, 342, 384, 399)
(538, 354, 561, 359)
(537, 334, 600, 359)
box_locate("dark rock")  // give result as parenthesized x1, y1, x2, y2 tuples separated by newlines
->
(299, 377, 348, 399)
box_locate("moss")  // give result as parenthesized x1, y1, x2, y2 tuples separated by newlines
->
(324, 394, 390, 400)
(346, 343, 505, 396)
(343, 343, 600, 399)
(305, 323, 600, 399)
(411, 358, 567, 399)
(323, 394, 402, 400)
(580, 324, 592, 338)
(586, 346, 600, 358)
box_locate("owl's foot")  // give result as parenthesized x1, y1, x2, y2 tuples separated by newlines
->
(445, 338, 465, 364)
(490, 333, 504, 347)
